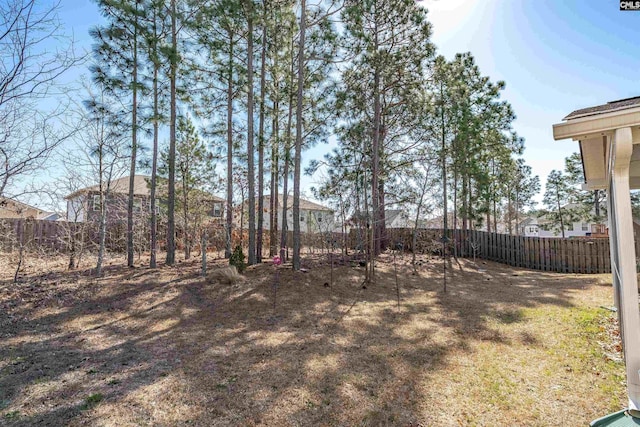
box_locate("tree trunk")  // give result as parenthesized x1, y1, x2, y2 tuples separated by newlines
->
(514, 186, 519, 236)
(127, 9, 138, 268)
(97, 191, 107, 276)
(362, 168, 370, 284)
(280, 36, 295, 263)
(369, 18, 381, 282)
(225, 33, 235, 259)
(96, 148, 106, 276)
(247, 4, 256, 266)
(166, 0, 177, 266)
(257, 7, 267, 263)
(440, 83, 448, 236)
(378, 181, 387, 251)
(440, 83, 447, 293)
(68, 222, 76, 270)
(292, 0, 306, 271)
(201, 231, 207, 276)
(183, 179, 190, 259)
(270, 98, 279, 257)
(149, 16, 159, 268)
(462, 159, 468, 232)
(452, 168, 458, 257)
(557, 193, 565, 239)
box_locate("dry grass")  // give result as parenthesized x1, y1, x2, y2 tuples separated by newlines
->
(0, 251, 626, 426)
(207, 266, 245, 286)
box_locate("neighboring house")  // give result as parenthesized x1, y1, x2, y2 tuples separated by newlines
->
(518, 207, 606, 238)
(421, 213, 455, 229)
(472, 221, 510, 234)
(0, 197, 57, 220)
(385, 209, 415, 228)
(420, 213, 510, 233)
(242, 194, 334, 234)
(65, 175, 225, 223)
(344, 209, 424, 233)
(518, 217, 541, 237)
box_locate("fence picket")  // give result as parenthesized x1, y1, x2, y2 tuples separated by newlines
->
(2, 221, 619, 275)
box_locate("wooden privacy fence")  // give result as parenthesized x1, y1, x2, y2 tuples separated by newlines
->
(460, 230, 612, 274)
(350, 228, 619, 274)
(0, 218, 228, 254)
(0, 218, 625, 274)
(0, 218, 129, 253)
(0, 218, 70, 252)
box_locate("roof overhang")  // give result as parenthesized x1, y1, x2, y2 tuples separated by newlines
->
(553, 107, 640, 190)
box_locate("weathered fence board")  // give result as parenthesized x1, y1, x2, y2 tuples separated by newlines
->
(3, 221, 620, 275)
(360, 228, 614, 274)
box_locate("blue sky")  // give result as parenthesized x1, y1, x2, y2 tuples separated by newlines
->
(423, 0, 640, 204)
(49, 0, 640, 206)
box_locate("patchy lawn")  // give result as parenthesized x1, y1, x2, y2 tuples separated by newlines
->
(0, 252, 626, 426)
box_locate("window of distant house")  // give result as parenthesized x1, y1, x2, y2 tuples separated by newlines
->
(213, 202, 222, 217)
(93, 195, 101, 211)
(528, 227, 536, 233)
(317, 215, 322, 222)
(582, 222, 589, 231)
(301, 215, 305, 222)
(567, 223, 574, 231)
(134, 198, 143, 211)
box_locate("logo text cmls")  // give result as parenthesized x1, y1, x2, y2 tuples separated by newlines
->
(620, 1, 640, 10)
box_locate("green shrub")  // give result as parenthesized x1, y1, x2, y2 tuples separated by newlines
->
(81, 393, 103, 410)
(229, 245, 246, 273)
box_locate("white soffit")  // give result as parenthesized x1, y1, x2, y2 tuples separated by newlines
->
(580, 136, 606, 189)
(554, 100, 640, 190)
(553, 108, 640, 141)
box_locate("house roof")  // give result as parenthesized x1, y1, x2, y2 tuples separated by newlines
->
(0, 197, 52, 219)
(385, 209, 403, 224)
(65, 175, 151, 199)
(422, 212, 456, 228)
(518, 217, 537, 227)
(66, 175, 225, 202)
(263, 194, 333, 212)
(384, 209, 415, 227)
(563, 96, 640, 120)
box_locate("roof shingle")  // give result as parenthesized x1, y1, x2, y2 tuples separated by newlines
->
(564, 96, 640, 120)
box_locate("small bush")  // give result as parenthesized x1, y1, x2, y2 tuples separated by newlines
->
(4, 411, 20, 420)
(81, 393, 103, 410)
(229, 245, 246, 273)
(207, 266, 244, 285)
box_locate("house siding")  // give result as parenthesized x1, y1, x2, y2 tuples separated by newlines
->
(260, 208, 334, 234)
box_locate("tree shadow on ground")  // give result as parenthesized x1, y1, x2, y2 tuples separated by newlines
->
(0, 253, 609, 426)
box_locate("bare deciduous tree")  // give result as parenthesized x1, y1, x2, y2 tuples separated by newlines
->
(0, 0, 82, 198)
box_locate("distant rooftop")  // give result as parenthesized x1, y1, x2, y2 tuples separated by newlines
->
(65, 175, 225, 202)
(563, 96, 640, 120)
(262, 194, 333, 212)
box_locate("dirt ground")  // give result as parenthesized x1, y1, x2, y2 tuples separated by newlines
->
(0, 251, 626, 426)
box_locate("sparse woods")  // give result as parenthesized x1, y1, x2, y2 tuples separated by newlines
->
(1, 2, 632, 426)
(3, 0, 539, 275)
(0, 0, 81, 198)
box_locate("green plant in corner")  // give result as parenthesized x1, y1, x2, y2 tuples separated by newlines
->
(229, 245, 246, 273)
(81, 393, 104, 410)
(4, 411, 20, 420)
